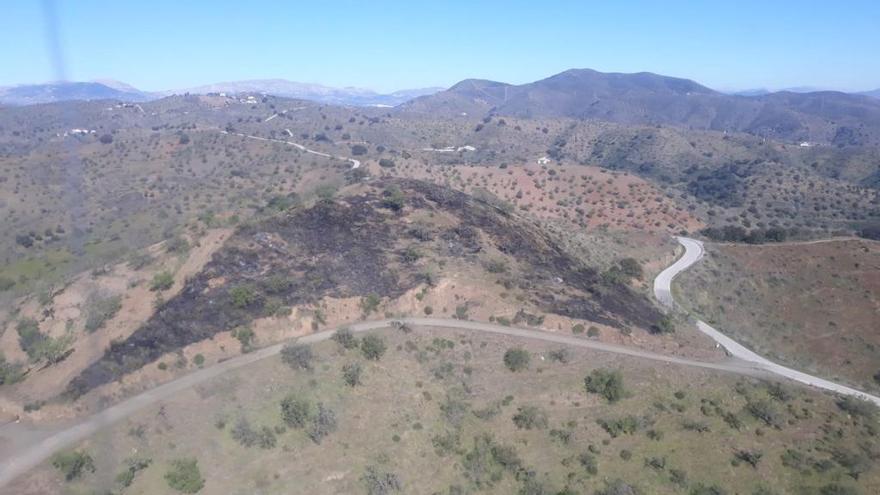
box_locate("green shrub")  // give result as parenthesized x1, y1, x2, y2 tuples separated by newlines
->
(308, 403, 338, 444)
(0, 353, 23, 386)
(512, 406, 548, 430)
(281, 343, 314, 371)
(585, 368, 626, 402)
(115, 456, 152, 488)
(164, 458, 204, 493)
(52, 450, 95, 481)
(572, 323, 585, 334)
(229, 285, 260, 308)
(361, 293, 381, 314)
(361, 335, 387, 361)
(332, 327, 359, 350)
(193, 354, 205, 367)
(150, 271, 174, 291)
(342, 362, 363, 386)
(597, 416, 640, 437)
(84, 295, 122, 332)
(281, 395, 311, 428)
(0, 276, 15, 291)
(503, 348, 530, 372)
(232, 326, 255, 352)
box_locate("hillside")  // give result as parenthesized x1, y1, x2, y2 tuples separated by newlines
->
(11, 325, 880, 494)
(62, 178, 668, 399)
(400, 68, 880, 145)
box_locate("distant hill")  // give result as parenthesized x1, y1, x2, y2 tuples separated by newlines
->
(0, 79, 443, 107)
(164, 79, 443, 106)
(0, 81, 151, 105)
(859, 89, 880, 99)
(399, 68, 880, 144)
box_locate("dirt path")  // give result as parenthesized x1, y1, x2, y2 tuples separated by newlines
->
(655, 236, 880, 407)
(219, 129, 361, 169)
(0, 317, 763, 488)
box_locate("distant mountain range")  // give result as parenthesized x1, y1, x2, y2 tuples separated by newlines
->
(0, 79, 443, 107)
(399, 68, 880, 144)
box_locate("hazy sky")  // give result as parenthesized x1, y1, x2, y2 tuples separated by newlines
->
(3, 0, 879, 92)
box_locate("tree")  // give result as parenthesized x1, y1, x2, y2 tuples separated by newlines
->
(361, 335, 387, 361)
(585, 369, 626, 403)
(164, 458, 204, 493)
(281, 343, 314, 371)
(280, 394, 311, 428)
(503, 348, 530, 372)
(52, 450, 95, 481)
(99, 133, 113, 144)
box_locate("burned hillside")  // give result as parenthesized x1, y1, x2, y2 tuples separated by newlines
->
(67, 178, 664, 397)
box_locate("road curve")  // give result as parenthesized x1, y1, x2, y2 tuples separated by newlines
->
(0, 318, 760, 488)
(655, 236, 880, 407)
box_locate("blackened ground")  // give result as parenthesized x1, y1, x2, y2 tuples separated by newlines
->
(66, 179, 663, 397)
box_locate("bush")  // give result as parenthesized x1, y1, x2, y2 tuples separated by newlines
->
(342, 362, 363, 386)
(734, 450, 763, 468)
(585, 369, 626, 403)
(836, 396, 878, 420)
(229, 285, 260, 308)
(362, 465, 402, 495)
(618, 258, 643, 280)
(232, 326, 255, 352)
(361, 293, 381, 314)
(512, 406, 548, 430)
(503, 348, 530, 372)
(361, 335, 387, 361)
(99, 133, 113, 144)
(164, 458, 204, 493)
(382, 185, 405, 211)
(0, 353, 24, 386)
(0, 276, 15, 291)
(193, 354, 205, 367)
(280, 395, 311, 428)
(52, 450, 95, 481)
(572, 324, 585, 334)
(650, 315, 675, 335)
(351, 144, 368, 155)
(579, 452, 599, 475)
(378, 158, 396, 168)
(308, 403, 338, 444)
(150, 271, 174, 291)
(281, 343, 314, 371)
(597, 416, 640, 437)
(746, 399, 782, 428)
(332, 327, 359, 350)
(116, 456, 152, 487)
(84, 295, 122, 332)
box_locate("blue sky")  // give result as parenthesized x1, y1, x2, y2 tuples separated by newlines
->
(3, 0, 879, 92)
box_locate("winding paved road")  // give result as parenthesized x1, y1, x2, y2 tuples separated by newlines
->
(655, 236, 880, 407)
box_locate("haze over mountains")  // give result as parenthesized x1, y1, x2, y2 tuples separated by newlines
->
(0, 79, 443, 107)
